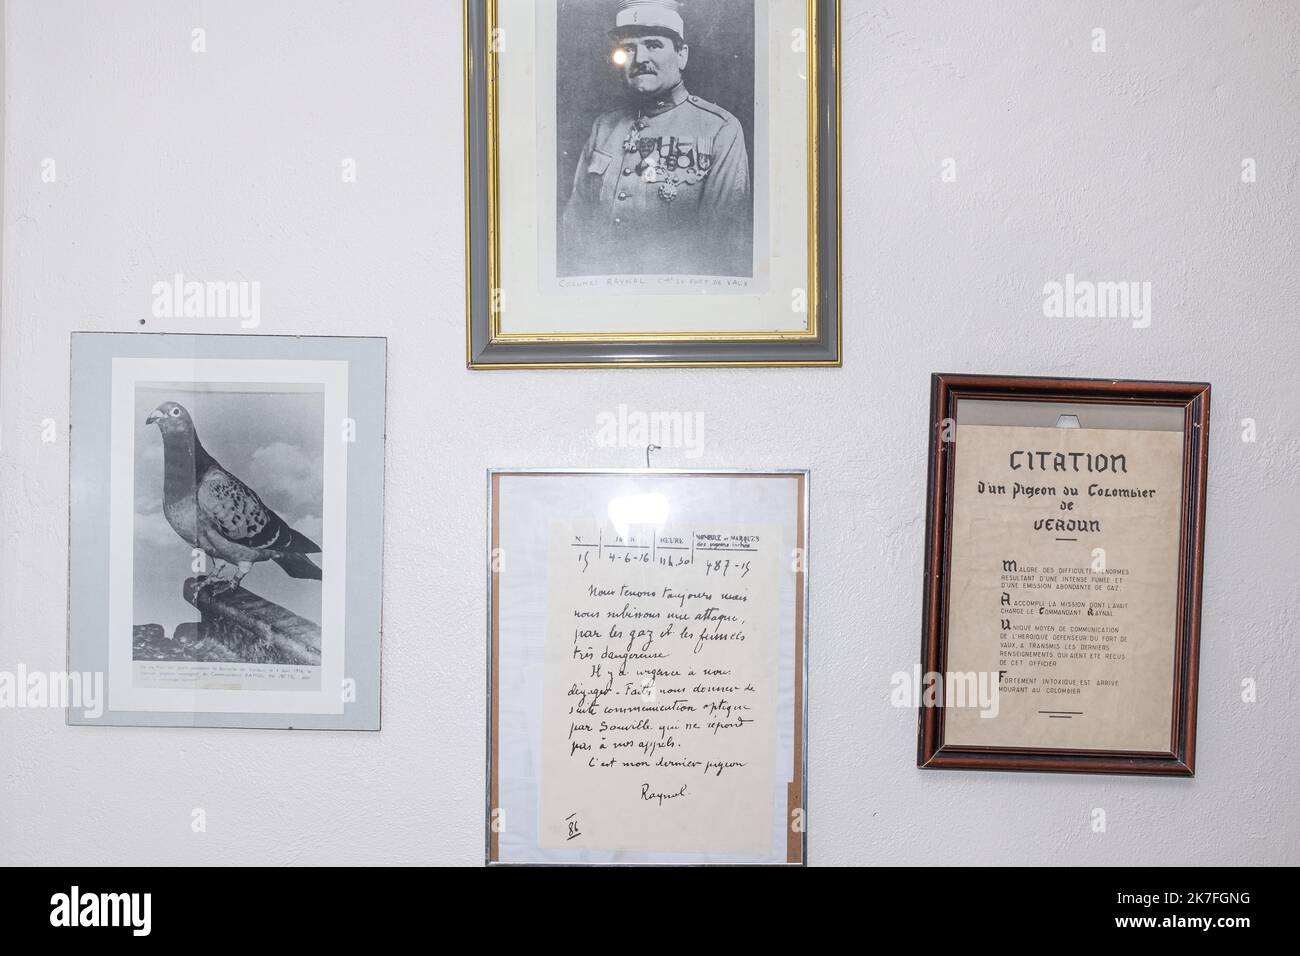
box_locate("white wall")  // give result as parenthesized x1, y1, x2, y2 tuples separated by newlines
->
(2, 1, 1297, 865)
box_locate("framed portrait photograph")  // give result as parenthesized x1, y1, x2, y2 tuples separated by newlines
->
(918, 374, 1211, 775)
(487, 469, 808, 864)
(465, 0, 841, 367)
(67, 333, 386, 730)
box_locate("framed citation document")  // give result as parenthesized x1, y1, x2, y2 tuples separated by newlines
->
(918, 374, 1211, 775)
(463, 0, 841, 368)
(487, 469, 808, 864)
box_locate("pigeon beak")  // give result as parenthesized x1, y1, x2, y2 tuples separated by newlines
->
(145, 410, 162, 425)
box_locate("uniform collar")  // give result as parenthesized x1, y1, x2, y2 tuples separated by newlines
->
(639, 83, 689, 117)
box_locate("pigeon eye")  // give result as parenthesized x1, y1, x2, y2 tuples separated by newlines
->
(169, 407, 181, 417)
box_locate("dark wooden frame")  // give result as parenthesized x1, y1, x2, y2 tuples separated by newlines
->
(918, 373, 1211, 775)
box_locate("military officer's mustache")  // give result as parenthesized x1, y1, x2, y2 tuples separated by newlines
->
(629, 63, 657, 76)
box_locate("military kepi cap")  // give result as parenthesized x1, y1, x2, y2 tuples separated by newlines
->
(609, 0, 685, 45)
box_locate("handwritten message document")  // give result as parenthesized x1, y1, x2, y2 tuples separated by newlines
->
(945, 424, 1184, 752)
(540, 522, 780, 854)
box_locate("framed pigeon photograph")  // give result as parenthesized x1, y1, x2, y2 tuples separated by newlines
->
(67, 333, 386, 730)
(464, 0, 841, 367)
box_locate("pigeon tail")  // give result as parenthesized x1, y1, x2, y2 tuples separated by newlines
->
(274, 552, 322, 580)
(286, 527, 322, 554)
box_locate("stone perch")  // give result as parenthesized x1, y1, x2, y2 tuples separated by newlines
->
(178, 577, 322, 665)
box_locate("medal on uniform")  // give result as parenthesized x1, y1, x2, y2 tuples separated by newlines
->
(637, 138, 659, 180)
(624, 118, 648, 153)
(697, 152, 712, 172)
(658, 182, 678, 202)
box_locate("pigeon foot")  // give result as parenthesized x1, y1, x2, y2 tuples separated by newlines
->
(205, 576, 238, 596)
(194, 573, 234, 597)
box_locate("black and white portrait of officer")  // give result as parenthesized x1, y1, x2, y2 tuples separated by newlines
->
(557, 0, 755, 280)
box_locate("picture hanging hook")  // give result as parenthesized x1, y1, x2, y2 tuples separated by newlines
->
(645, 444, 661, 468)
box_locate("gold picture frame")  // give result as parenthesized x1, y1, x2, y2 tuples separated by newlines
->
(464, 0, 841, 368)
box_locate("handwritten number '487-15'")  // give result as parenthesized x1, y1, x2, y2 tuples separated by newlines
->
(574, 551, 750, 577)
(705, 559, 750, 578)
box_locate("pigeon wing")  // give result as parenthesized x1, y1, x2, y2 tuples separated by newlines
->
(196, 466, 319, 555)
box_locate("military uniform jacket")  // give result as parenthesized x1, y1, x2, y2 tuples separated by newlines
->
(560, 85, 753, 278)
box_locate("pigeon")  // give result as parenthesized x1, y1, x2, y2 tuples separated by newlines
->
(145, 400, 322, 593)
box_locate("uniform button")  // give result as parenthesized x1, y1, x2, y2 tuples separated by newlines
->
(618, 191, 628, 200)
(614, 217, 622, 224)
(622, 167, 632, 176)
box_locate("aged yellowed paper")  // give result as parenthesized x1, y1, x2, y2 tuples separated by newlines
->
(944, 424, 1184, 752)
(539, 521, 780, 853)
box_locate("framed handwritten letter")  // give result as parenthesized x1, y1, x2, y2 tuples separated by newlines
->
(919, 374, 1210, 775)
(488, 469, 807, 864)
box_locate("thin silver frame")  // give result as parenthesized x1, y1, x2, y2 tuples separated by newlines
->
(484, 467, 811, 865)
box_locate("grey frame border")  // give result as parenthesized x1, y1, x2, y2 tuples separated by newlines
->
(484, 468, 811, 865)
(465, 0, 841, 368)
(66, 332, 387, 731)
